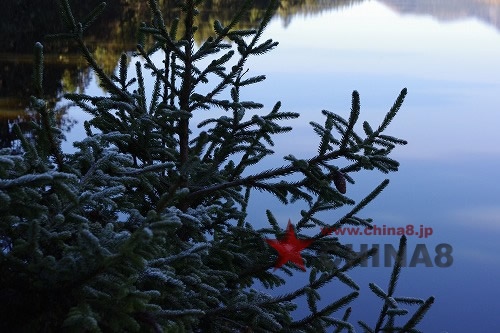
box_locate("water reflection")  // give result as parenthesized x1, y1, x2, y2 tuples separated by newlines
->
(380, 0, 500, 30)
(0, 0, 367, 148)
(3, 0, 500, 124)
(0, 0, 141, 147)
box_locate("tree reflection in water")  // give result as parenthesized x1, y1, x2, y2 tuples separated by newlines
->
(3, 0, 499, 149)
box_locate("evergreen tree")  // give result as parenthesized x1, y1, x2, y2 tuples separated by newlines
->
(0, 0, 434, 331)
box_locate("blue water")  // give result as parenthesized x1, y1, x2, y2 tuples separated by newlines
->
(61, 1, 500, 331)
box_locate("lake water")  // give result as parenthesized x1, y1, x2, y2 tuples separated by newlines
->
(2, 0, 500, 331)
(245, 2, 500, 331)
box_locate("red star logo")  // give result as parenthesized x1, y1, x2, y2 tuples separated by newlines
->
(265, 219, 315, 271)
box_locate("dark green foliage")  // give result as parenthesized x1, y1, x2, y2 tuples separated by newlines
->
(358, 236, 435, 332)
(0, 0, 433, 331)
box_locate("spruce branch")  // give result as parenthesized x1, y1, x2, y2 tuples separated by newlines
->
(262, 248, 377, 305)
(377, 88, 407, 134)
(186, 148, 348, 201)
(340, 91, 361, 150)
(31, 43, 65, 170)
(374, 235, 407, 332)
(74, 29, 133, 102)
(207, 249, 375, 319)
(333, 307, 353, 333)
(290, 292, 358, 327)
(401, 296, 435, 331)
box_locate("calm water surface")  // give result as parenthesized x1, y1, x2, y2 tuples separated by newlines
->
(3, 0, 500, 331)
(248, 2, 500, 331)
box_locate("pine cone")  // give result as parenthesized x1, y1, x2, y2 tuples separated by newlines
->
(333, 170, 346, 194)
